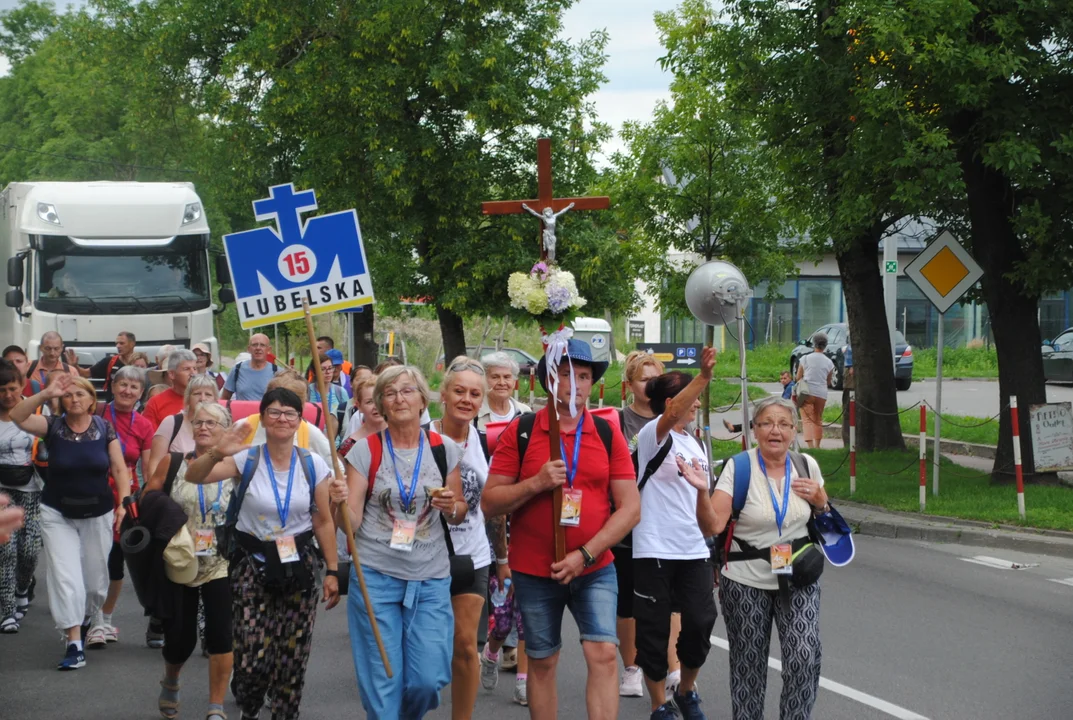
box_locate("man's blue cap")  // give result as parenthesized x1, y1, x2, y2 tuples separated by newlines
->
(535, 338, 609, 392)
(326, 348, 344, 365)
(812, 505, 855, 567)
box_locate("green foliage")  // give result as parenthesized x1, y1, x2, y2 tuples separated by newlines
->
(911, 347, 999, 380)
(811, 448, 1073, 531)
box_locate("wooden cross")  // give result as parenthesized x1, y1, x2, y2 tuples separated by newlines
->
(482, 137, 611, 263)
(481, 137, 611, 563)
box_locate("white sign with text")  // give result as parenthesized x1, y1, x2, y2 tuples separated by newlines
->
(1029, 402, 1073, 472)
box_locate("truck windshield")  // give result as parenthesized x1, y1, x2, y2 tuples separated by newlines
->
(35, 235, 211, 314)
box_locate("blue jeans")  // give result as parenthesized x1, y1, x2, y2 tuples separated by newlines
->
(347, 566, 453, 720)
(512, 564, 619, 659)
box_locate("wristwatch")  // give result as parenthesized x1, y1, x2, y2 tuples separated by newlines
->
(325, 569, 341, 579)
(578, 545, 597, 568)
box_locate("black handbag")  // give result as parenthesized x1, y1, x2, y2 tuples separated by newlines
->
(0, 464, 34, 488)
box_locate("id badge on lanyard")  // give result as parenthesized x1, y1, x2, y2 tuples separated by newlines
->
(559, 416, 585, 527)
(265, 447, 300, 563)
(758, 453, 793, 575)
(385, 430, 424, 552)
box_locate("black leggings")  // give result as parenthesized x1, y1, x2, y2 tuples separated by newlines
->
(108, 540, 124, 582)
(162, 576, 232, 665)
(633, 557, 717, 681)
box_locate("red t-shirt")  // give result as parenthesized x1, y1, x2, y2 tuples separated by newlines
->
(143, 388, 185, 430)
(489, 408, 635, 578)
(96, 403, 154, 490)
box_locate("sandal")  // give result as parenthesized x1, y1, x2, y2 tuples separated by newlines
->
(0, 615, 18, 633)
(158, 679, 180, 719)
(206, 710, 227, 720)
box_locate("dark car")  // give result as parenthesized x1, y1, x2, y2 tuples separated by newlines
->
(789, 323, 914, 391)
(435, 346, 539, 376)
(1042, 328, 1073, 382)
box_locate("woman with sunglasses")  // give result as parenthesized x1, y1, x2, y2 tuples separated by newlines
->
(143, 402, 235, 720)
(184, 387, 342, 720)
(334, 364, 466, 719)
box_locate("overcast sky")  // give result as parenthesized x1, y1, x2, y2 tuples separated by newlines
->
(0, 0, 679, 155)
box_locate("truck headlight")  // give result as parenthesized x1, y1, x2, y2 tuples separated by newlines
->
(182, 202, 202, 225)
(37, 202, 61, 225)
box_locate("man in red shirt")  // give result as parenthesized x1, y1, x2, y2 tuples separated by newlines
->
(483, 339, 640, 720)
(142, 349, 197, 430)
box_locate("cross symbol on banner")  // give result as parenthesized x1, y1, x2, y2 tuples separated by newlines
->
(253, 184, 318, 240)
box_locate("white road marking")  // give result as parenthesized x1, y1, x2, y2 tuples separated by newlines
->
(961, 555, 1039, 570)
(710, 635, 930, 720)
(1048, 577, 1073, 587)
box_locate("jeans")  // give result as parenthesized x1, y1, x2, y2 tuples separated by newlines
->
(512, 563, 618, 659)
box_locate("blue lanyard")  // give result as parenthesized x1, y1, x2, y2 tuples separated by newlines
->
(384, 429, 424, 511)
(198, 482, 224, 523)
(109, 403, 135, 458)
(757, 453, 792, 536)
(264, 447, 297, 529)
(558, 413, 586, 489)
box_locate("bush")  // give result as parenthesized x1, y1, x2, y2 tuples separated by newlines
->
(912, 345, 999, 378)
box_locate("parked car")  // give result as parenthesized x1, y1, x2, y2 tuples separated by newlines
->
(435, 346, 539, 376)
(1041, 328, 1073, 382)
(789, 323, 914, 391)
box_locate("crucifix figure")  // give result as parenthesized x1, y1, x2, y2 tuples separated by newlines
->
(482, 138, 609, 263)
(481, 138, 611, 564)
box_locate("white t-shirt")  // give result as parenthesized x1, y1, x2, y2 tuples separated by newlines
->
(345, 410, 364, 438)
(233, 446, 332, 541)
(439, 424, 492, 570)
(0, 418, 43, 492)
(632, 416, 710, 560)
(155, 413, 196, 455)
(715, 449, 824, 591)
(799, 352, 835, 400)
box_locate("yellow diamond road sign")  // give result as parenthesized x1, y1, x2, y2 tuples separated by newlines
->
(904, 230, 983, 313)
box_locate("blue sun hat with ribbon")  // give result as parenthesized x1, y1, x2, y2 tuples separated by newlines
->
(535, 337, 609, 393)
(812, 505, 856, 567)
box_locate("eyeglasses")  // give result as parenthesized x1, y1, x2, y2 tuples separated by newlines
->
(755, 421, 795, 432)
(448, 360, 486, 375)
(265, 408, 301, 421)
(383, 386, 419, 401)
(193, 420, 219, 429)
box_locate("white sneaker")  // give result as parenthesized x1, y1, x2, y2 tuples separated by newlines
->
(665, 669, 682, 696)
(512, 677, 528, 706)
(85, 625, 108, 650)
(102, 624, 119, 643)
(479, 646, 500, 691)
(620, 665, 644, 697)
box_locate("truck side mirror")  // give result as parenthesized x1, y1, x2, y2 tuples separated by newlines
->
(218, 287, 235, 305)
(7, 256, 23, 288)
(5, 289, 24, 309)
(214, 254, 231, 285)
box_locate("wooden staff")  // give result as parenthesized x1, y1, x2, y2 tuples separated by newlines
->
(303, 301, 392, 677)
(546, 361, 566, 563)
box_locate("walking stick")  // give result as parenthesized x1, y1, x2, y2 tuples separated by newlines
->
(303, 302, 393, 677)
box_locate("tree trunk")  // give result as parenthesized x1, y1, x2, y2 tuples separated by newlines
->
(956, 141, 1053, 483)
(350, 307, 378, 369)
(437, 305, 467, 367)
(836, 228, 906, 451)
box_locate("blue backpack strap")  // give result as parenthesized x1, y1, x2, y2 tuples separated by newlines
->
(296, 447, 317, 511)
(226, 448, 260, 527)
(731, 451, 752, 518)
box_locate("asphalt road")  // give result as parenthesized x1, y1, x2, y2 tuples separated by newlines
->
(750, 379, 1073, 420)
(4, 536, 1073, 719)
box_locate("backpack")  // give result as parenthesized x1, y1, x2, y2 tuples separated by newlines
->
(715, 449, 811, 569)
(219, 447, 318, 558)
(27, 360, 72, 395)
(514, 412, 614, 469)
(230, 361, 278, 391)
(102, 355, 122, 393)
(241, 414, 311, 449)
(160, 451, 186, 497)
(167, 412, 185, 450)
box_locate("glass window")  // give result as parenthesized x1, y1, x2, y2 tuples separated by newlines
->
(798, 280, 841, 335)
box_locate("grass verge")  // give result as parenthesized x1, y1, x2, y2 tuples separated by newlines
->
(804, 448, 1073, 531)
(821, 405, 1000, 447)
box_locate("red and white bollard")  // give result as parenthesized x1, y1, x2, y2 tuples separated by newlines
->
(1011, 396, 1026, 520)
(849, 390, 856, 496)
(919, 404, 927, 512)
(598, 377, 605, 408)
(513, 378, 520, 401)
(621, 380, 627, 410)
(528, 372, 535, 408)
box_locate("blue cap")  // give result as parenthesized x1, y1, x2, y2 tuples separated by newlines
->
(326, 348, 344, 365)
(812, 505, 855, 567)
(535, 338, 609, 392)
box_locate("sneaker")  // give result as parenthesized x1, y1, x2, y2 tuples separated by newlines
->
(146, 619, 165, 649)
(512, 677, 528, 706)
(85, 625, 108, 649)
(501, 646, 518, 670)
(57, 643, 86, 671)
(651, 702, 680, 720)
(665, 669, 681, 696)
(79, 618, 92, 643)
(479, 646, 500, 691)
(673, 689, 707, 720)
(102, 624, 119, 643)
(620, 665, 644, 697)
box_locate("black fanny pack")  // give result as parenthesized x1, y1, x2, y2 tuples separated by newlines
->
(0, 464, 34, 488)
(234, 529, 317, 594)
(729, 534, 825, 589)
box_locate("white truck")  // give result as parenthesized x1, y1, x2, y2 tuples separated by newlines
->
(1, 181, 234, 384)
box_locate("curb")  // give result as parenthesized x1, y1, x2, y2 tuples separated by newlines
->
(834, 500, 1073, 560)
